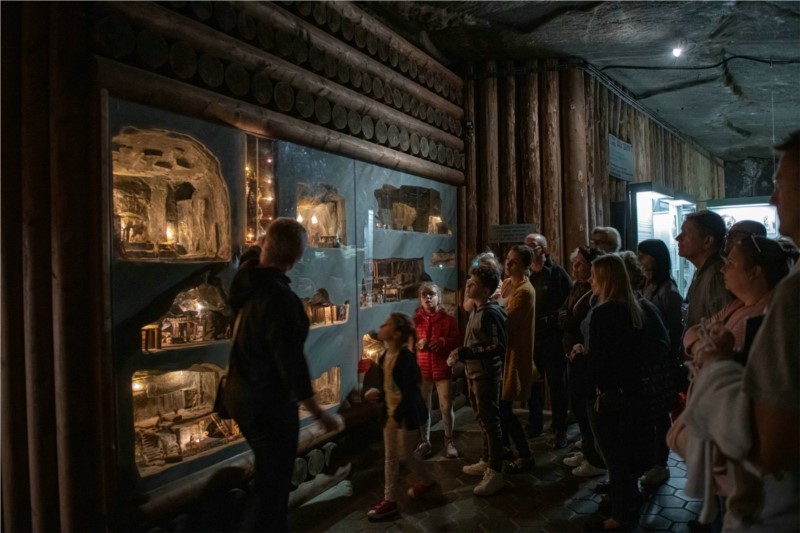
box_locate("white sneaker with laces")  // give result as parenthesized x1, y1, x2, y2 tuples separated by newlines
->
(473, 468, 505, 496)
(563, 452, 585, 467)
(445, 438, 459, 459)
(572, 461, 607, 477)
(462, 458, 489, 476)
(640, 465, 670, 486)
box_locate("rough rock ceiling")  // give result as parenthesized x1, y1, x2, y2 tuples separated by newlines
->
(358, 1, 800, 161)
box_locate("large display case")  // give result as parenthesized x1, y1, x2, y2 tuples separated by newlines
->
(626, 182, 696, 297)
(705, 196, 780, 239)
(110, 99, 458, 497)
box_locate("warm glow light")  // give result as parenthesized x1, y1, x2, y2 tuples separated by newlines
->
(265, 195, 273, 202)
(166, 224, 175, 243)
(132, 381, 144, 392)
(245, 165, 251, 172)
(311, 215, 318, 225)
(267, 158, 273, 163)
(196, 303, 204, 312)
(297, 214, 304, 223)
(247, 230, 255, 241)
(672, 47, 682, 57)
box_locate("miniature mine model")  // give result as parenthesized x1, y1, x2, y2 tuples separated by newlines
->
(373, 184, 451, 234)
(296, 182, 347, 248)
(302, 289, 350, 328)
(112, 127, 231, 261)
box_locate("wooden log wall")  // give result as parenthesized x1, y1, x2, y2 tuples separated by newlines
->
(469, 61, 724, 264)
(88, 1, 466, 185)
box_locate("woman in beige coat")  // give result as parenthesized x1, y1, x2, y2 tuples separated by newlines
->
(498, 244, 536, 473)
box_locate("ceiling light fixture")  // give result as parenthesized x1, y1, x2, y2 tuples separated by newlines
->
(672, 47, 683, 58)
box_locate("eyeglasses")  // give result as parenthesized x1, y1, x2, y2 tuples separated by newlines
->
(749, 234, 762, 253)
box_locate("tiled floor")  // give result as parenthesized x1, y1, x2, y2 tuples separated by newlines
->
(289, 407, 701, 532)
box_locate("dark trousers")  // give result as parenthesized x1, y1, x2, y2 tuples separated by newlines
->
(588, 391, 641, 522)
(239, 402, 299, 532)
(568, 360, 604, 467)
(529, 333, 568, 433)
(499, 399, 531, 459)
(466, 357, 504, 472)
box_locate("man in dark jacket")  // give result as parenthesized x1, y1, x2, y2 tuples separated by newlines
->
(525, 233, 572, 447)
(222, 218, 338, 532)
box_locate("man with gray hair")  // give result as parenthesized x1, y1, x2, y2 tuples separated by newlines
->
(590, 226, 622, 253)
(524, 233, 572, 447)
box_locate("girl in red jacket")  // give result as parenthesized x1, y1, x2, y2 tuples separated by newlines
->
(413, 282, 461, 459)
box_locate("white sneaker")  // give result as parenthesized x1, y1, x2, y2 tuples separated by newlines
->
(563, 452, 585, 467)
(640, 465, 670, 486)
(445, 438, 459, 459)
(572, 461, 607, 477)
(413, 440, 432, 460)
(473, 468, 505, 496)
(462, 458, 489, 476)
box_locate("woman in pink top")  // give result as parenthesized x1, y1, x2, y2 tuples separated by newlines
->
(684, 236, 796, 357)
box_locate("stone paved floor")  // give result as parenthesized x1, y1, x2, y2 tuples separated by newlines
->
(289, 407, 701, 532)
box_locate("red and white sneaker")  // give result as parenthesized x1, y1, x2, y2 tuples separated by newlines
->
(367, 499, 398, 520)
(407, 481, 438, 499)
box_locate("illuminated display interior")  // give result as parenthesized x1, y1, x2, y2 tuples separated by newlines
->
(373, 184, 451, 234)
(141, 282, 232, 350)
(296, 182, 347, 248)
(245, 136, 275, 245)
(298, 366, 341, 419)
(360, 257, 425, 307)
(302, 289, 350, 329)
(112, 127, 231, 261)
(132, 365, 243, 477)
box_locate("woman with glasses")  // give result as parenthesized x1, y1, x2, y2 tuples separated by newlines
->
(675, 236, 798, 529)
(684, 235, 796, 358)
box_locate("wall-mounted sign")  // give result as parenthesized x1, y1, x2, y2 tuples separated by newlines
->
(609, 134, 635, 182)
(488, 224, 535, 243)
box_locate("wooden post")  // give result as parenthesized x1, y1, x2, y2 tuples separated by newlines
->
(499, 61, 517, 225)
(519, 60, 541, 230)
(540, 59, 563, 264)
(560, 67, 589, 259)
(585, 73, 597, 234)
(1, 4, 33, 532)
(50, 4, 112, 530)
(464, 62, 478, 284)
(479, 61, 500, 251)
(589, 84, 612, 225)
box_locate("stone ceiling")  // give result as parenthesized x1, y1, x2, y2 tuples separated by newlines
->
(358, 1, 800, 161)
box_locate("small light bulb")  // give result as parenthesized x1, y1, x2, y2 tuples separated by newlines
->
(267, 158, 273, 164)
(672, 47, 682, 57)
(265, 195, 273, 202)
(297, 214, 304, 223)
(132, 381, 144, 392)
(245, 166, 250, 172)
(311, 215, 318, 225)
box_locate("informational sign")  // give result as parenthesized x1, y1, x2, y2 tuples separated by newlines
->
(488, 223, 535, 243)
(609, 134, 635, 182)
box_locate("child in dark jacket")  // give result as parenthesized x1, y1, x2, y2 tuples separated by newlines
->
(448, 266, 507, 496)
(364, 313, 436, 520)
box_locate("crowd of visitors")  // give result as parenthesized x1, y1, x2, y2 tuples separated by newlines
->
(226, 131, 798, 532)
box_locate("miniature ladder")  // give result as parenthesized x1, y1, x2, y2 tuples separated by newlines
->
(211, 413, 234, 442)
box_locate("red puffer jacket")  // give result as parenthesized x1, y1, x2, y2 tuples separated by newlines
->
(413, 307, 460, 381)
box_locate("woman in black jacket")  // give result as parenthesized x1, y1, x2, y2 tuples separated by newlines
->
(364, 312, 435, 520)
(222, 218, 339, 532)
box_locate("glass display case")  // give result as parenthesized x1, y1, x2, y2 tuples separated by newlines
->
(705, 196, 780, 239)
(627, 182, 696, 297)
(110, 100, 459, 496)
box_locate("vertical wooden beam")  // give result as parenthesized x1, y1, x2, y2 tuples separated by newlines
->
(49, 4, 111, 529)
(464, 62, 478, 267)
(1, 3, 33, 531)
(597, 83, 609, 227)
(540, 59, 562, 263)
(499, 61, 517, 225)
(560, 68, 588, 259)
(584, 73, 597, 235)
(479, 61, 499, 250)
(519, 60, 541, 230)
(22, 5, 60, 531)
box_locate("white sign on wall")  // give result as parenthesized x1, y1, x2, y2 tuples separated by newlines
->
(609, 134, 635, 182)
(488, 224, 535, 243)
